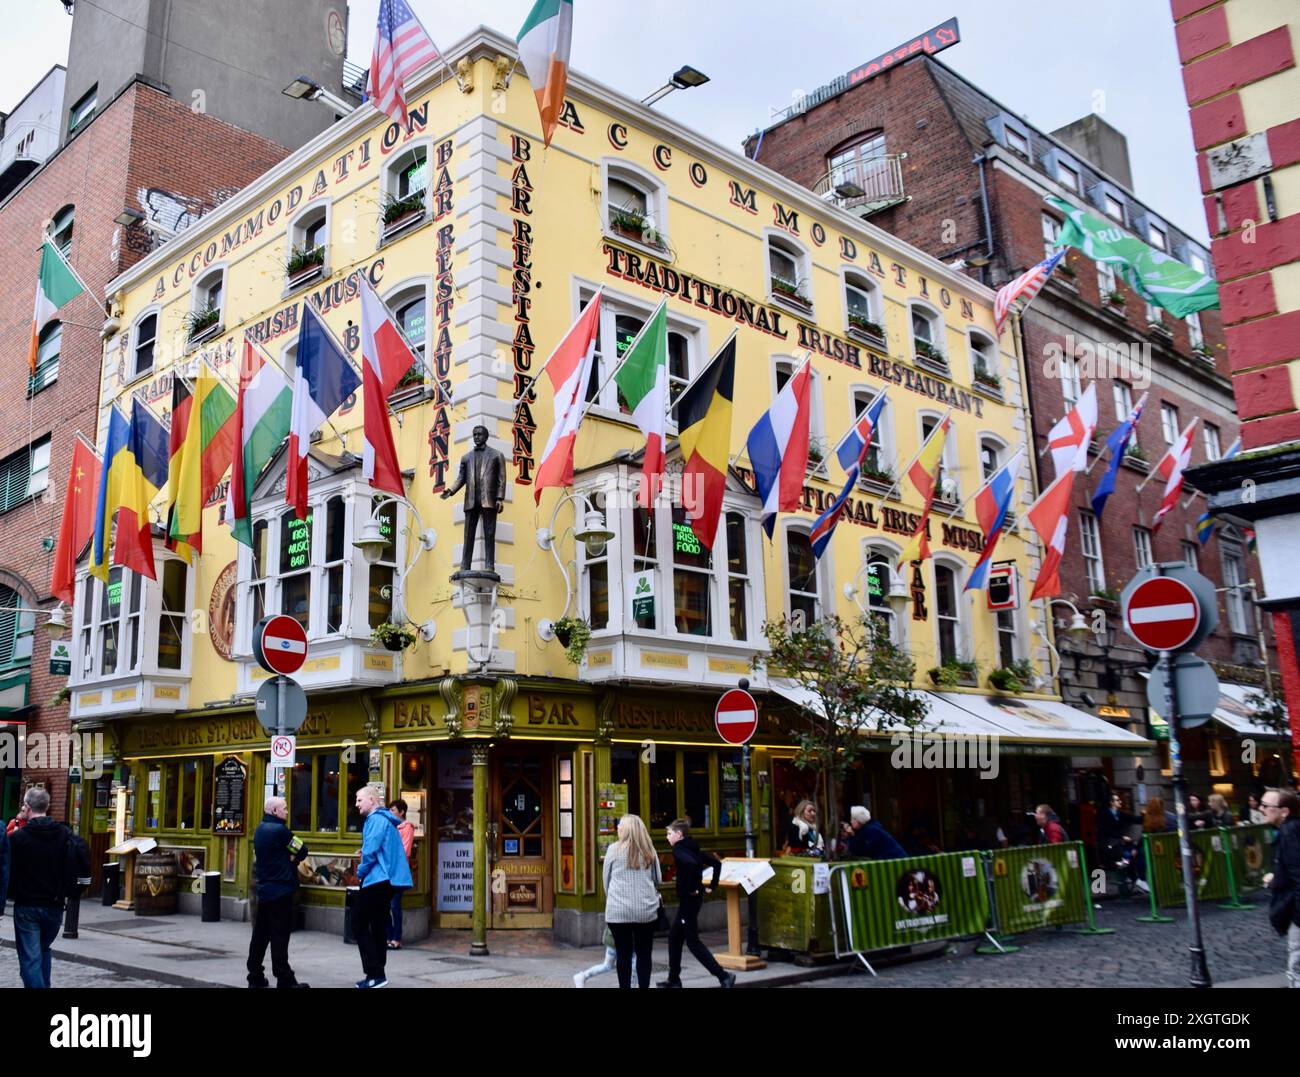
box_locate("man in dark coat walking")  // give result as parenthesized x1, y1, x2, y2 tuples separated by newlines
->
(1263, 789, 1300, 987)
(247, 795, 310, 989)
(658, 819, 735, 989)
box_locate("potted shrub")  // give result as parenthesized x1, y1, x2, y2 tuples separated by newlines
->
(771, 275, 810, 307)
(1105, 290, 1126, 308)
(1125, 442, 1148, 462)
(929, 659, 976, 687)
(383, 189, 427, 233)
(973, 363, 1002, 392)
(184, 305, 220, 342)
(1089, 588, 1120, 609)
(551, 616, 591, 664)
(847, 313, 885, 343)
(859, 461, 895, 487)
(988, 667, 1023, 694)
(285, 244, 325, 286)
(914, 338, 946, 366)
(928, 665, 959, 688)
(371, 622, 417, 651)
(806, 441, 825, 472)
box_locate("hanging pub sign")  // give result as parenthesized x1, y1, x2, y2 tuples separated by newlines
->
(630, 569, 655, 622)
(987, 562, 1019, 612)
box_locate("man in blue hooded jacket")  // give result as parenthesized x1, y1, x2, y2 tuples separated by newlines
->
(353, 784, 412, 988)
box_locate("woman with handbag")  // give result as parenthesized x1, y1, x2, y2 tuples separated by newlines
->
(602, 814, 662, 989)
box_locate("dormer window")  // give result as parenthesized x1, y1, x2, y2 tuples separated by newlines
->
(188, 268, 225, 345)
(382, 144, 429, 240)
(603, 164, 668, 252)
(1058, 161, 1080, 193)
(1103, 192, 1125, 223)
(1005, 127, 1029, 160)
(287, 205, 329, 289)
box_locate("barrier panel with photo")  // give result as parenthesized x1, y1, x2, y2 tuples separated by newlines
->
(1144, 829, 1232, 906)
(987, 841, 1090, 934)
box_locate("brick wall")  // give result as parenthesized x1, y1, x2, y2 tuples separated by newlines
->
(0, 81, 287, 819)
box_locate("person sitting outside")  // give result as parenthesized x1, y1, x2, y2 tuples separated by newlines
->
(842, 806, 906, 860)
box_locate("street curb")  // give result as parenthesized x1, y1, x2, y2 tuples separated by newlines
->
(0, 938, 230, 990)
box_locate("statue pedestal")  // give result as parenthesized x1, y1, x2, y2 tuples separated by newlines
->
(451, 571, 502, 670)
(450, 570, 501, 589)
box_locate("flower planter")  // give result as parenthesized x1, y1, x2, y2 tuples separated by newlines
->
(847, 326, 887, 350)
(383, 638, 406, 652)
(553, 623, 573, 648)
(772, 288, 812, 311)
(286, 263, 324, 289)
(383, 208, 426, 238)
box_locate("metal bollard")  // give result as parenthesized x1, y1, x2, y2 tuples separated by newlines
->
(101, 862, 120, 907)
(201, 871, 221, 922)
(343, 886, 360, 945)
(63, 877, 92, 939)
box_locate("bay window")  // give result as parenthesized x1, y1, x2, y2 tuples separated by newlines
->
(786, 527, 821, 628)
(288, 751, 369, 834)
(673, 506, 712, 636)
(72, 559, 193, 684)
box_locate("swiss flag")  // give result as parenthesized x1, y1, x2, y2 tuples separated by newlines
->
(359, 277, 419, 496)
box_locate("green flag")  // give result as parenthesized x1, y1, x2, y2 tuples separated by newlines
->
(1048, 196, 1218, 317)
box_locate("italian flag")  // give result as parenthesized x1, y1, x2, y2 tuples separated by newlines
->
(534, 293, 602, 504)
(516, 0, 573, 148)
(613, 299, 669, 507)
(227, 339, 292, 547)
(29, 240, 84, 375)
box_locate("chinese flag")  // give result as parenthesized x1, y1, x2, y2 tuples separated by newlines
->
(51, 437, 102, 604)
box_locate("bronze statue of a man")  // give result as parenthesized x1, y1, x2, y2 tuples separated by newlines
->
(442, 425, 507, 573)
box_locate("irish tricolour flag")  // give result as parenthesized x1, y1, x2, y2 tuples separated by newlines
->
(613, 299, 669, 507)
(516, 0, 573, 148)
(227, 338, 293, 547)
(29, 240, 84, 376)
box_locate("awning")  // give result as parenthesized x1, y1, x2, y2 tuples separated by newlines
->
(766, 680, 1153, 755)
(1212, 682, 1289, 739)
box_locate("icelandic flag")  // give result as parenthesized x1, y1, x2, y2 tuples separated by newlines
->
(287, 303, 361, 519)
(965, 450, 1022, 591)
(746, 364, 811, 537)
(1090, 391, 1147, 519)
(835, 390, 888, 472)
(810, 468, 856, 561)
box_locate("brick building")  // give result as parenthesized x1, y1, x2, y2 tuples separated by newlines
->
(745, 52, 1287, 813)
(1170, 1, 1300, 762)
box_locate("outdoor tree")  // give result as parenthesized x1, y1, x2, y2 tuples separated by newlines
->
(757, 614, 929, 846)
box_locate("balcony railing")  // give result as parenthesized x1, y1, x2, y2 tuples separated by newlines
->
(814, 156, 908, 217)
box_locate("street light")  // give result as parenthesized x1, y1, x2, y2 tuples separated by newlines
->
(0, 603, 68, 641)
(114, 208, 176, 241)
(281, 75, 356, 116)
(1032, 598, 1091, 689)
(352, 495, 438, 641)
(843, 559, 910, 620)
(536, 491, 610, 640)
(642, 66, 711, 107)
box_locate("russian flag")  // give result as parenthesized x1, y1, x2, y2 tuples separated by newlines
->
(836, 390, 888, 472)
(746, 364, 811, 537)
(965, 450, 1022, 591)
(287, 303, 361, 519)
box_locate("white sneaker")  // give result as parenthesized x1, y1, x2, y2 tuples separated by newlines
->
(1135, 879, 1149, 893)
(573, 973, 586, 989)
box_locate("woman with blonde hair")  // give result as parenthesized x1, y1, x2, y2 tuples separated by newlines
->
(784, 799, 825, 856)
(602, 814, 663, 988)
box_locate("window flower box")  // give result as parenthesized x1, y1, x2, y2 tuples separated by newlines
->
(185, 306, 221, 345)
(847, 315, 886, 349)
(914, 338, 948, 373)
(609, 210, 667, 251)
(382, 190, 427, 238)
(771, 276, 812, 310)
(285, 245, 326, 289)
(1089, 589, 1120, 611)
(972, 364, 1002, 395)
(1105, 290, 1126, 309)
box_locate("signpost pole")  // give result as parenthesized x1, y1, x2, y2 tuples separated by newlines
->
(737, 679, 761, 956)
(276, 674, 287, 799)
(1163, 646, 1212, 988)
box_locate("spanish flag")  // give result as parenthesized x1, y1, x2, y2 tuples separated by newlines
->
(898, 414, 951, 564)
(674, 336, 735, 550)
(166, 365, 236, 559)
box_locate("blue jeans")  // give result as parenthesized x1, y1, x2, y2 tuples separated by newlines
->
(14, 905, 63, 988)
(387, 888, 406, 943)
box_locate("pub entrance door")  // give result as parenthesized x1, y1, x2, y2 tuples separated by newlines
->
(489, 747, 553, 928)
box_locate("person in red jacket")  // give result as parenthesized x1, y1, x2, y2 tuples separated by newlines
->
(7, 803, 30, 835)
(1034, 804, 1068, 844)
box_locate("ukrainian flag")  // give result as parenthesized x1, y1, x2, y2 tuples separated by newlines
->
(1196, 511, 1215, 546)
(673, 337, 735, 550)
(90, 400, 169, 582)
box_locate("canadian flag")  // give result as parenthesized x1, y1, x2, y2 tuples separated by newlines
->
(1151, 417, 1199, 532)
(359, 277, 418, 496)
(1046, 382, 1097, 476)
(534, 294, 603, 503)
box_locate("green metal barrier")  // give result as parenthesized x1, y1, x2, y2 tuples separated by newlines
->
(1227, 824, 1274, 895)
(985, 842, 1098, 935)
(757, 857, 836, 956)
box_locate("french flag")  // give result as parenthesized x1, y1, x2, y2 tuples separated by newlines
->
(359, 277, 418, 496)
(746, 364, 811, 537)
(287, 303, 361, 520)
(965, 450, 1022, 591)
(836, 390, 888, 472)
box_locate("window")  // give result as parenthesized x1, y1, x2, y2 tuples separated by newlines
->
(911, 305, 945, 367)
(366, 498, 397, 629)
(1161, 403, 1180, 447)
(279, 508, 312, 630)
(996, 610, 1018, 668)
(287, 751, 369, 834)
(683, 751, 711, 830)
(0, 438, 50, 513)
(1058, 162, 1080, 193)
(1148, 224, 1167, 252)
(768, 236, 811, 308)
(1181, 540, 1199, 571)
(0, 586, 34, 669)
(1103, 193, 1125, 223)
(852, 388, 891, 481)
(1113, 381, 1134, 422)
(157, 561, 188, 670)
(1203, 423, 1221, 462)
(604, 164, 666, 250)
(584, 500, 610, 631)
(142, 759, 210, 832)
(1041, 214, 1062, 261)
(1080, 511, 1104, 593)
(1061, 352, 1082, 408)
(132, 312, 158, 379)
(1186, 311, 1204, 352)
(610, 748, 642, 818)
(67, 86, 97, 134)
(649, 748, 679, 830)
(30, 321, 60, 395)
(72, 561, 192, 682)
(1134, 527, 1153, 570)
(970, 331, 998, 390)
(864, 548, 901, 647)
(672, 506, 711, 636)
(632, 505, 656, 631)
(979, 437, 1004, 482)
(386, 282, 429, 402)
(1190, 252, 1208, 275)
(933, 562, 963, 665)
(383, 144, 429, 238)
(1005, 127, 1029, 159)
(1097, 259, 1117, 298)
(189, 268, 225, 342)
(50, 205, 74, 256)
(1221, 540, 1249, 634)
(1146, 302, 1162, 326)
(921, 413, 957, 502)
(577, 289, 699, 414)
(786, 528, 820, 628)
(844, 272, 881, 338)
(828, 133, 888, 197)
(725, 512, 750, 642)
(774, 358, 823, 464)
(287, 205, 329, 286)
(322, 496, 348, 633)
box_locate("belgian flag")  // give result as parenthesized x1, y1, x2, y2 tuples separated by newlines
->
(672, 336, 735, 549)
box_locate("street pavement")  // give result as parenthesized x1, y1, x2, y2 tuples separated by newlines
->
(0, 892, 1285, 989)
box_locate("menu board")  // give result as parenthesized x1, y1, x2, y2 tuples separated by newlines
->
(213, 757, 247, 834)
(596, 783, 628, 861)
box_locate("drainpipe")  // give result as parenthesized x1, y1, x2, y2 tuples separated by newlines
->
(974, 154, 995, 287)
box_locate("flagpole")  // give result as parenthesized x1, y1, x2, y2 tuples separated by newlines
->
(832, 383, 886, 464)
(404, 5, 467, 93)
(573, 297, 669, 427)
(1135, 418, 1196, 494)
(878, 406, 953, 502)
(724, 350, 812, 472)
(667, 328, 740, 417)
(943, 445, 1025, 520)
(248, 332, 351, 451)
(514, 286, 607, 412)
(41, 232, 99, 303)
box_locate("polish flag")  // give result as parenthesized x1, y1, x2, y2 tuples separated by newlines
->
(1046, 382, 1097, 477)
(534, 295, 603, 503)
(359, 277, 418, 496)
(1151, 418, 1199, 532)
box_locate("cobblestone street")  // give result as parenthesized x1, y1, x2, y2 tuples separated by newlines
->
(0, 953, 176, 990)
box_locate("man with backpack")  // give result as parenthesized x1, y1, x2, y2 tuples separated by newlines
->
(1033, 804, 1069, 844)
(6, 787, 90, 988)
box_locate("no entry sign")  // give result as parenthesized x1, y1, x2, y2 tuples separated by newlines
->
(715, 688, 759, 746)
(1124, 576, 1201, 652)
(254, 615, 308, 676)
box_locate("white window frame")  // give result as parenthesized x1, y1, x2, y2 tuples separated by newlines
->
(910, 301, 946, 370)
(130, 306, 161, 381)
(1220, 539, 1249, 634)
(978, 433, 1008, 484)
(1202, 423, 1221, 462)
(50, 204, 74, 255)
(382, 276, 432, 406)
(1061, 352, 1082, 408)
(601, 159, 669, 255)
(849, 385, 893, 485)
(1057, 161, 1080, 194)
(1081, 511, 1105, 593)
(1005, 126, 1030, 159)
(1041, 214, 1062, 261)
(1148, 223, 1168, 252)
(188, 265, 227, 345)
(1103, 192, 1125, 223)
(842, 268, 882, 340)
(1097, 259, 1118, 298)
(381, 139, 432, 240)
(1186, 311, 1205, 351)
(1181, 540, 1199, 572)
(765, 230, 814, 315)
(862, 540, 908, 651)
(783, 520, 826, 630)
(1161, 403, 1180, 447)
(931, 556, 969, 667)
(1134, 527, 1154, 571)
(286, 201, 331, 291)
(774, 356, 826, 474)
(968, 329, 999, 392)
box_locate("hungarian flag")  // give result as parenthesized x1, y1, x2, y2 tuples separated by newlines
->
(674, 337, 736, 550)
(50, 437, 101, 604)
(287, 304, 360, 520)
(1151, 418, 1198, 532)
(612, 299, 668, 507)
(898, 415, 951, 563)
(516, 0, 573, 147)
(359, 277, 418, 496)
(168, 365, 236, 557)
(29, 240, 84, 376)
(534, 295, 602, 503)
(113, 399, 170, 580)
(1027, 467, 1077, 601)
(227, 338, 292, 548)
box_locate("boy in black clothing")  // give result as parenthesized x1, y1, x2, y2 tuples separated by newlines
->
(659, 819, 736, 989)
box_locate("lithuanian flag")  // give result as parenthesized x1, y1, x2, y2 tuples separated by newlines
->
(516, 0, 573, 148)
(29, 240, 84, 376)
(166, 365, 236, 559)
(898, 414, 951, 564)
(674, 336, 735, 550)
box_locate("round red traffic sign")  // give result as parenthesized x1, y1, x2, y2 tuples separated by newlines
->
(715, 688, 759, 746)
(1124, 576, 1201, 652)
(254, 615, 308, 676)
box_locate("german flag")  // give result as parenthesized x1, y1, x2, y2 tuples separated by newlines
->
(673, 336, 735, 549)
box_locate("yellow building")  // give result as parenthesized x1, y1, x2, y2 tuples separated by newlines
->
(73, 27, 1145, 946)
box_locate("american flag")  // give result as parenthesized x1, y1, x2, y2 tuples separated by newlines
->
(367, 0, 441, 128)
(994, 249, 1065, 336)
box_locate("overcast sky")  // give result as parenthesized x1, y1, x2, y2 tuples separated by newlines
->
(3, 1, 1208, 242)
